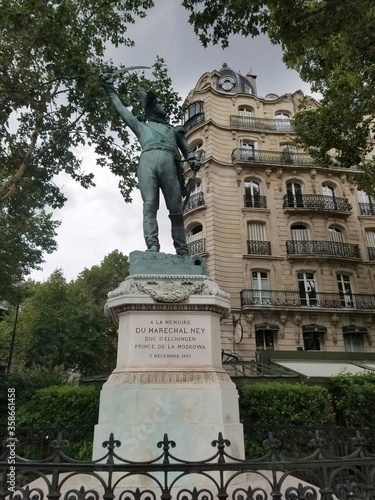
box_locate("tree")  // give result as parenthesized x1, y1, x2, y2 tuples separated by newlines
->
(0, 0, 182, 299)
(182, 0, 375, 183)
(0, 251, 129, 375)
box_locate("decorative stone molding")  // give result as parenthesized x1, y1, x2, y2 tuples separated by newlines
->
(265, 168, 272, 188)
(330, 314, 339, 344)
(244, 313, 254, 337)
(293, 314, 302, 345)
(106, 370, 232, 385)
(279, 313, 287, 339)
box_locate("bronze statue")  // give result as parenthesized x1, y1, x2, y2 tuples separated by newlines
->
(100, 72, 200, 256)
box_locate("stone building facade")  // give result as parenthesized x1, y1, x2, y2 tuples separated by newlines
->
(182, 64, 375, 362)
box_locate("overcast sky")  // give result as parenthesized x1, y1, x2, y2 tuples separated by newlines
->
(30, 0, 316, 282)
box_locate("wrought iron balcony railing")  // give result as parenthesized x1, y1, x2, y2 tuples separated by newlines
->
(247, 240, 271, 255)
(241, 289, 375, 309)
(283, 194, 351, 212)
(231, 115, 294, 132)
(232, 148, 315, 166)
(183, 192, 205, 213)
(286, 240, 361, 259)
(187, 237, 206, 255)
(359, 202, 375, 215)
(368, 247, 375, 260)
(244, 194, 267, 208)
(183, 113, 205, 131)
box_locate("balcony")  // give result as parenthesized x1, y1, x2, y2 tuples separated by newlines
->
(232, 148, 315, 166)
(247, 240, 271, 255)
(283, 194, 351, 214)
(368, 247, 375, 260)
(230, 115, 294, 133)
(183, 192, 205, 213)
(187, 238, 206, 255)
(240, 289, 375, 309)
(286, 240, 361, 259)
(359, 203, 375, 215)
(244, 194, 267, 208)
(184, 113, 205, 132)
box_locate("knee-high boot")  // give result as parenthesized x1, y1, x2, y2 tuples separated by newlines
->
(169, 213, 188, 256)
(143, 201, 160, 251)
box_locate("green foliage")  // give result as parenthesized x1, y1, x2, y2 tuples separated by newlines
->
(0, 250, 129, 375)
(0, 367, 67, 426)
(183, 0, 375, 189)
(17, 384, 99, 460)
(239, 382, 335, 457)
(327, 372, 375, 428)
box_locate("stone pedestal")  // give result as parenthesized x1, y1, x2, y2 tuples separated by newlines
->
(93, 252, 244, 468)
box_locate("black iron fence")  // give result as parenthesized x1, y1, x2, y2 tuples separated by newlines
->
(183, 192, 205, 213)
(240, 289, 375, 309)
(244, 195, 267, 209)
(283, 195, 351, 212)
(286, 240, 361, 259)
(359, 203, 375, 216)
(1, 429, 375, 499)
(231, 116, 294, 133)
(187, 238, 206, 255)
(247, 241, 271, 255)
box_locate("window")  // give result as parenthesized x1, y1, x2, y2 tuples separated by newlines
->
(247, 223, 270, 254)
(244, 180, 262, 207)
(241, 140, 258, 160)
(358, 190, 375, 215)
(286, 182, 303, 207)
(275, 112, 292, 131)
(187, 224, 205, 254)
(328, 226, 344, 243)
(322, 183, 337, 209)
(343, 326, 367, 352)
(183, 102, 204, 130)
(337, 274, 354, 307)
(251, 271, 270, 304)
(291, 224, 309, 253)
(255, 324, 278, 350)
(366, 229, 375, 260)
(297, 272, 317, 306)
(238, 107, 253, 117)
(303, 332, 321, 350)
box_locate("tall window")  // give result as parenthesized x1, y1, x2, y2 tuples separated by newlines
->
(183, 101, 204, 130)
(241, 139, 258, 160)
(187, 224, 204, 254)
(337, 274, 354, 307)
(291, 224, 309, 254)
(251, 271, 270, 304)
(247, 223, 270, 254)
(244, 180, 261, 207)
(303, 332, 321, 351)
(297, 272, 317, 306)
(322, 183, 337, 209)
(358, 190, 375, 215)
(286, 182, 303, 207)
(366, 229, 375, 260)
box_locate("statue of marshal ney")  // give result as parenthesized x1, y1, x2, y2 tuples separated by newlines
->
(100, 73, 201, 256)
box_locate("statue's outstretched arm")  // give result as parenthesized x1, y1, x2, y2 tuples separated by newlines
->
(100, 73, 141, 136)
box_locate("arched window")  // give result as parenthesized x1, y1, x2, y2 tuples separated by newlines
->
(244, 180, 263, 208)
(275, 112, 292, 131)
(328, 226, 344, 243)
(187, 224, 205, 255)
(238, 107, 253, 117)
(322, 183, 338, 209)
(291, 224, 309, 241)
(286, 182, 303, 207)
(183, 101, 204, 131)
(358, 190, 375, 215)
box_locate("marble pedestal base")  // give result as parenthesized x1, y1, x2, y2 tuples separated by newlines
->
(93, 253, 244, 485)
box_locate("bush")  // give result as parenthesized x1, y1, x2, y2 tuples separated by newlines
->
(239, 382, 335, 458)
(327, 372, 375, 427)
(15, 384, 100, 459)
